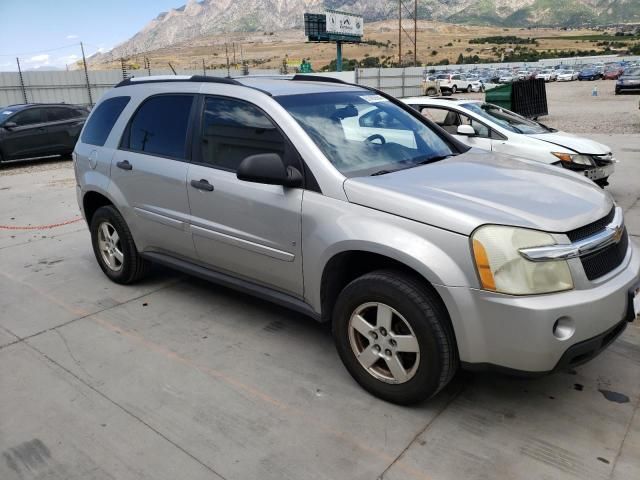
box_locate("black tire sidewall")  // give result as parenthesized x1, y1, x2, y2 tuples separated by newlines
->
(90, 206, 140, 284)
(332, 272, 451, 405)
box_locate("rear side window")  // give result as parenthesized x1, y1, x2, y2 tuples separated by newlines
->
(81, 96, 130, 147)
(125, 95, 194, 159)
(46, 107, 75, 121)
(199, 96, 285, 171)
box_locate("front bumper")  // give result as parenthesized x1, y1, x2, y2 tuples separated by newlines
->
(559, 160, 615, 181)
(435, 237, 639, 373)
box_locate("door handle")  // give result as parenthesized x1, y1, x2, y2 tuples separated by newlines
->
(190, 179, 214, 191)
(116, 160, 132, 171)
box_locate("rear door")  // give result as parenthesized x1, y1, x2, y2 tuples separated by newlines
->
(187, 95, 304, 296)
(111, 94, 196, 260)
(44, 106, 86, 154)
(1, 107, 50, 159)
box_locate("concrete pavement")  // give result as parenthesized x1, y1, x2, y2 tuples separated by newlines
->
(0, 138, 639, 480)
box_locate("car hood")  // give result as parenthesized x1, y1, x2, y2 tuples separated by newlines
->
(526, 131, 610, 155)
(343, 150, 612, 236)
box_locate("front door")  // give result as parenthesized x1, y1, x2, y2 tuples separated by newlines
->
(2, 107, 50, 159)
(111, 94, 196, 260)
(415, 106, 494, 151)
(187, 95, 303, 296)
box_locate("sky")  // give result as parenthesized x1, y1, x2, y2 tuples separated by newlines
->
(0, 0, 185, 71)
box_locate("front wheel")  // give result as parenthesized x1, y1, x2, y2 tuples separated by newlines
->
(332, 270, 457, 405)
(90, 205, 149, 284)
(466, 85, 472, 93)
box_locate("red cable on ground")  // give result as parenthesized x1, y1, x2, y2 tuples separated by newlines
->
(0, 217, 83, 230)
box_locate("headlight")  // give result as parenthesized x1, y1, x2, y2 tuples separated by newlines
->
(551, 152, 594, 165)
(471, 225, 573, 295)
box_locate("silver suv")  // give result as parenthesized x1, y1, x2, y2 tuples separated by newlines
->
(74, 75, 640, 404)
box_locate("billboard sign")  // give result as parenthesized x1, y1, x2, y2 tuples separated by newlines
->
(325, 10, 363, 38)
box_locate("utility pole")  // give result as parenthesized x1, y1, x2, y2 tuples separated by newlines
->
(414, 0, 418, 66)
(398, 1, 402, 67)
(202, 58, 206, 76)
(232, 42, 236, 67)
(225, 43, 231, 77)
(15, 58, 27, 104)
(80, 42, 93, 106)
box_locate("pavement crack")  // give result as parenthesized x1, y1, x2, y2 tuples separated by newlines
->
(23, 340, 228, 480)
(608, 392, 640, 479)
(0, 278, 182, 350)
(377, 381, 466, 480)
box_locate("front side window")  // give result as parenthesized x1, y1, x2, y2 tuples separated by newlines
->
(199, 97, 285, 171)
(462, 102, 550, 135)
(12, 108, 42, 126)
(277, 91, 454, 178)
(126, 95, 194, 159)
(82, 96, 130, 147)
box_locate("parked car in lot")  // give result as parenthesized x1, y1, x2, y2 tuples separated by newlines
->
(615, 68, 640, 94)
(0, 103, 88, 164)
(536, 69, 557, 82)
(603, 67, 623, 80)
(402, 97, 616, 187)
(556, 70, 579, 82)
(578, 68, 602, 81)
(498, 72, 515, 83)
(436, 73, 476, 94)
(74, 75, 639, 405)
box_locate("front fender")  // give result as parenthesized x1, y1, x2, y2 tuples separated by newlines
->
(301, 192, 477, 313)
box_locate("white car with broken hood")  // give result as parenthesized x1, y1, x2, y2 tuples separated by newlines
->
(401, 97, 615, 186)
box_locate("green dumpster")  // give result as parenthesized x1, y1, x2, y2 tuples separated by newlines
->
(485, 83, 512, 110)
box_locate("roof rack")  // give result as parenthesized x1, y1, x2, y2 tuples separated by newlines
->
(291, 74, 349, 84)
(115, 75, 241, 88)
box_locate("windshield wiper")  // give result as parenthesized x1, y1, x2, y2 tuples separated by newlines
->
(371, 169, 400, 176)
(415, 153, 457, 165)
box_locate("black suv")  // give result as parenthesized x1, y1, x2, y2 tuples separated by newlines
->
(0, 103, 89, 163)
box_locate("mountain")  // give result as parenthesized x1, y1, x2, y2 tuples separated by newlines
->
(92, 0, 640, 60)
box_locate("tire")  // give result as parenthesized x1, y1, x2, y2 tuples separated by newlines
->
(465, 85, 472, 93)
(332, 269, 458, 405)
(426, 87, 437, 96)
(90, 205, 149, 284)
(451, 85, 457, 94)
(595, 177, 609, 188)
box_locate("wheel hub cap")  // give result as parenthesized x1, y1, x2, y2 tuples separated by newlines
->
(97, 221, 124, 272)
(348, 302, 420, 384)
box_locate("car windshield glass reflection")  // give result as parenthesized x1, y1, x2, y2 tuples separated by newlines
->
(463, 102, 549, 135)
(277, 91, 454, 178)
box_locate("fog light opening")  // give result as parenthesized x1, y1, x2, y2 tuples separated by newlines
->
(553, 317, 575, 341)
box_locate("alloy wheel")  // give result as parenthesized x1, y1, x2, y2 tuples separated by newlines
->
(348, 302, 420, 384)
(97, 221, 124, 272)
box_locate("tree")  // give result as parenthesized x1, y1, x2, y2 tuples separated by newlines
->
(456, 53, 464, 64)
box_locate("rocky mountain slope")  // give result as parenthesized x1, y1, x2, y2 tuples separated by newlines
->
(92, 0, 639, 60)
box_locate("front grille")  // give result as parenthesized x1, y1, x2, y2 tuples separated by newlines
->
(566, 208, 615, 242)
(580, 228, 629, 280)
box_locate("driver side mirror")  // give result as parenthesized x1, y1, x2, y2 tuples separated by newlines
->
(3, 121, 17, 130)
(457, 124, 476, 136)
(236, 153, 303, 188)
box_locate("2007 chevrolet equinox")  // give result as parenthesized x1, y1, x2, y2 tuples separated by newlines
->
(74, 75, 640, 404)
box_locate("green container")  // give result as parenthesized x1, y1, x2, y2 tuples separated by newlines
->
(485, 83, 512, 110)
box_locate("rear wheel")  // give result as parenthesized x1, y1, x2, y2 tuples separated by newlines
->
(426, 87, 437, 96)
(332, 270, 458, 405)
(90, 205, 149, 284)
(451, 85, 457, 94)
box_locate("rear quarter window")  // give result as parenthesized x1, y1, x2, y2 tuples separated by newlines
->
(81, 96, 130, 147)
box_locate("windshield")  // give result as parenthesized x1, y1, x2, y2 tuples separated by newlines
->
(276, 91, 455, 178)
(462, 102, 550, 135)
(0, 108, 15, 124)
